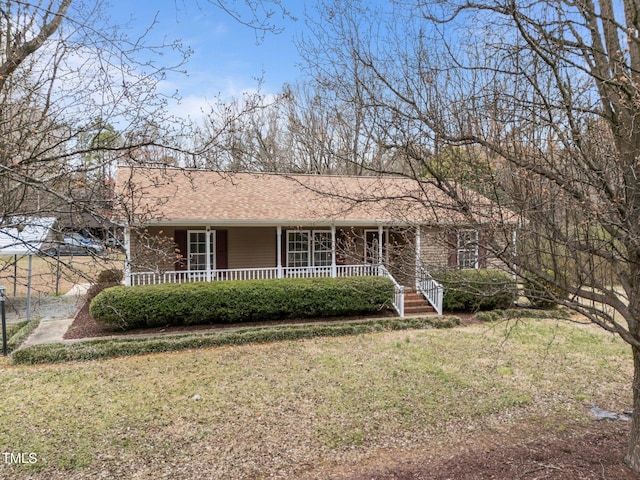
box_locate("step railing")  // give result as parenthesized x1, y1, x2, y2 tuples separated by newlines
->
(378, 265, 405, 317)
(416, 266, 444, 315)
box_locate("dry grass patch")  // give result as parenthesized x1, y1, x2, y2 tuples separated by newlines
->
(0, 254, 124, 297)
(0, 318, 632, 479)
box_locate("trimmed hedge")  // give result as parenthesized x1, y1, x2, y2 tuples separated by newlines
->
(90, 276, 395, 330)
(11, 315, 461, 365)
(434, 269, 517, 312)
(475, 308, 572, 322)
(6, 318, 40, 353)
(87, 268, 124, 300)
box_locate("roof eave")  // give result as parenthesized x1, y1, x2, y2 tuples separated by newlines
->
(124, 218, 421, 228)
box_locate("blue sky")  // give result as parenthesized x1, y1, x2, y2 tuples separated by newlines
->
(107, 0, 309, 119)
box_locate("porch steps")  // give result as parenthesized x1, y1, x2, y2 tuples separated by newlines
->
(403, 287, 435, 315)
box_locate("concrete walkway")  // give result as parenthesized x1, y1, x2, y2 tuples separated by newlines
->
(17, 284, 89, 349)
(20, 318, 76, 348)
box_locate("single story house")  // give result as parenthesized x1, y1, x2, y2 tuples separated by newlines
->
(115, 166, 514, 316)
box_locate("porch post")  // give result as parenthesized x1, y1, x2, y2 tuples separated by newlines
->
(331, 225, 337, 277)
(377, 225, 383, 266)
(206, 227, 212, 282)
(415, 225, 421, 289)
(276, 225, 283, 279)
(124, 227, 132, 286)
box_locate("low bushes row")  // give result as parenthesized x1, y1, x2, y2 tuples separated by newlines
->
(12, 315, 461, 365)
(90, 276, 395, 330)
(475, 308, 572, 322)
(433, 269, 517, 312)
(5, 318, 40, 353)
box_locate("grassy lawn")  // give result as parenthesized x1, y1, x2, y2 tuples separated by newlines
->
(0, 254, 124, 297)
(0, 318, 632, 479)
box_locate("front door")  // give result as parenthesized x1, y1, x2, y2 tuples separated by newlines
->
(188, 230, 215, 271)
(365, 230, 386, 265)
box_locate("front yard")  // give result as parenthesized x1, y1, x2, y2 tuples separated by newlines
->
(0, 317, 634, 479)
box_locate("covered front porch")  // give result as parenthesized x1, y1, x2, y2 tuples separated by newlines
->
(124, 224, 444, 316)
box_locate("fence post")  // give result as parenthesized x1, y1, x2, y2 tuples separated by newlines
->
(1, 286, 6, 356)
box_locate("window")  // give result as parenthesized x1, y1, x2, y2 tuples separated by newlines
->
(457, 230, 478, 269)
(287, 231, 310, 268)
(287, 230, 333, 267)
(188, 230, 215, 270)
(313, 231, 332, 266)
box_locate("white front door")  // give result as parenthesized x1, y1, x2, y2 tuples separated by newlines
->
(188, 230, 215, 271)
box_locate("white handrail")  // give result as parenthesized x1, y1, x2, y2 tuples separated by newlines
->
(378, 265, 405, 317)
(416, 266, 444, 315)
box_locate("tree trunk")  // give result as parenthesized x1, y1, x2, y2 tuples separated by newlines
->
(625, 345, 640, 470)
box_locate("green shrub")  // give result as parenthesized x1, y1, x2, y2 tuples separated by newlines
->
(6, 318, 40, 352)
(90, 276, 395, 330)
(11, 315, 461, 365)
(523, 270, 568, 309)
(433, 269, 517, 312)
(87, 269, 124, 300)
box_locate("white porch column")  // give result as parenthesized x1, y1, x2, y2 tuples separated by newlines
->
(377, 225, 383, 266)
(415, 225, 421, 288)
(276, 225, 283, 278)
(124, 227, 132, 286)
(206, 227, 212, 282)
(331, 225, 337, 277)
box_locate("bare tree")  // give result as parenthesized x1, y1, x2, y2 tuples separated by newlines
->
(195, 81, 401, 175)
(0, 0, 293, 300)
(283, 83, 397, 174)
(206, 0, 293, 40)
(0, 0, 192, 219)
(298, 0, 640, 470)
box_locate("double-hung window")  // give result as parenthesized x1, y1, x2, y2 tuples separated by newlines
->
(287, 231, 310, 268)
(457, 230, 479, 269)
(287, 230, 332, 267)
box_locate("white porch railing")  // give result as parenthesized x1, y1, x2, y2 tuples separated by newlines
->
(129, 264, 384, 285)
(128, 264, 406, 317)
(416, 266, 444, 315)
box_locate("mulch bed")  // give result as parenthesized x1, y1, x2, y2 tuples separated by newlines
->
(63, 301, 411, 340)
(344, 420, 640, 480)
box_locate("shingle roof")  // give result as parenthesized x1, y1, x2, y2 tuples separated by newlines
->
(116, 166, 505, 226)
